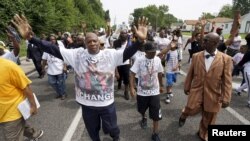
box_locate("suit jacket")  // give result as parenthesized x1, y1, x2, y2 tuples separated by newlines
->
(184, 51, 232, 112)
(27, 43, 43, 61)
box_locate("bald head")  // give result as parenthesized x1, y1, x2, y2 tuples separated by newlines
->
(85, 32, 98, 40)
(203, 33, 220, 53)
(205, 32, 220, 42)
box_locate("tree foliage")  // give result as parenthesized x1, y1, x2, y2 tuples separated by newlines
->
(233, 0, 250, 15)
(218, 4, 233, 18)
(131, 4, 180, 30)
(200, 12, 216, 19)
(0, 0, 107, 39)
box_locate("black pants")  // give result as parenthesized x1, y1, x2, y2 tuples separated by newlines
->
(81, 103, 120, 141)
(31, 58, 42, 76)
(117, 64, 130, 86)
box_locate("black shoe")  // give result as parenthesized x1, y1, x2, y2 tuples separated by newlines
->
(235, 91, 241, 96)
(151, 133, 161, 141)
(124, 91, 129, 100)
(118, 82, 121, 90)
(61, 95, 66, 100)
(55, 95, 61, 99)
(179, 116, 186, 127)
(140, 118, 147, 129)
(112, 136, 120, 141)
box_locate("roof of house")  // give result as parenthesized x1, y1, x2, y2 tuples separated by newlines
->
(183, 20, 199, 25)
(207, 17, 233, 23)
(171, 23, 183, 26)
(241, 12, 250, 19)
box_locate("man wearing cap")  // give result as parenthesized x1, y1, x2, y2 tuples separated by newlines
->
(113, 29, 131, 100)
(215, 27, 226, 53)
(130, 41, 164, 141)
(0, 30, 20, 63)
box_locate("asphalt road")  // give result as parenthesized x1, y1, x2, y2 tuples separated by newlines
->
(0, 37, 249, 141)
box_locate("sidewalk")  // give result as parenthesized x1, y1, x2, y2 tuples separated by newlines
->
(19, 57, 36, 75)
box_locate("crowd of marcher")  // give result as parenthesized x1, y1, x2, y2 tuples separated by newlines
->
(0, 11, 250, 141)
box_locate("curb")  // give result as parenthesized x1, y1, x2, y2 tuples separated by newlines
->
(25, 69, 36, 76)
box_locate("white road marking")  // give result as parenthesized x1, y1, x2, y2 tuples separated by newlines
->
(180, 69, 250, 125)
(62, 108, 82, 141)
(27, 70, 84, 140)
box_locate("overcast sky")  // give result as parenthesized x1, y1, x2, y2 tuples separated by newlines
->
(101, 0, 232, 25)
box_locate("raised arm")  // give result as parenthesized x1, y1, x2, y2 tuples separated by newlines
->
(123, 16, 148, 62)
(6, 29, 20, 56)
(11, 14, 63, 60)
(225, 11, 241, 46)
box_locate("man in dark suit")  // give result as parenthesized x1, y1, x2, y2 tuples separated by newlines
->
(27, 41, 44, 78)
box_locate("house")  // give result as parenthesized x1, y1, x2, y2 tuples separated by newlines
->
(206, 17, 233, 34)
(182, 20, 199, 32)
(239, 12, 250, 33)
(171, 23, 183, 30)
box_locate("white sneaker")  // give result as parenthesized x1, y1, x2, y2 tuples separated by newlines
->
(169, 93, 173, 97)
(165, 97, 170, 104)
(30, 130, 44, 141)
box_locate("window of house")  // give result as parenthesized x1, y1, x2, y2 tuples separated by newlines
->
(225, 24, 228, 29)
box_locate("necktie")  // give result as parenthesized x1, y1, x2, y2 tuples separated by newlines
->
(205, 53, 215, 59)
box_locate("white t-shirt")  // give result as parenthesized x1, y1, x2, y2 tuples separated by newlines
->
(131, 50, 145, 63)
(130, 56, 163, 96)
(228, 36, 242, 50)
(233, 52, 244, 65)
(115, 41, 129, 65)
(42, 52, 64, 75)
(1, 50, 18, 63)
(165, 50, 179, 73)
(155, 37, 171, 51)
(59, 47, 124, 107)
(177, 37, 183, 49)
(98, 35, 111, 48)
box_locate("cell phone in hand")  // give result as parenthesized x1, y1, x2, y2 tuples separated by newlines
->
(6, 26, 21, 43)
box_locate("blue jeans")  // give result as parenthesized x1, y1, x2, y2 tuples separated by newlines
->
(48, 73, 66, 96)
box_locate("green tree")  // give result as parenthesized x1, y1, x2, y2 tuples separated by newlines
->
(200, 12, 216, 19)
(74, 0, 106, 31)
(233, 0, 250, 15)
(218, 4, 233, 18)
(132, 8, 144, 21)
(131, 4, 178, 30)
(0, 0, 25, 38)
(159, 5, 169, 14)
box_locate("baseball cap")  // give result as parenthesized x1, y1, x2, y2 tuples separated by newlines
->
(144, 41, 157, 52)
(216, 27, 223, 32)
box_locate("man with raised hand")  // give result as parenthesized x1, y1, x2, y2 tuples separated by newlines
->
(11, 14, 148, 141)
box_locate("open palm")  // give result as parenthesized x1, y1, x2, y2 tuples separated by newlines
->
(11, 14, 32, 39)
(134, 17, 148, 40)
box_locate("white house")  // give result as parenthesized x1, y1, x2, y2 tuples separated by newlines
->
(239, 12, 250, 33)
(206, 17, 233, 34)
(171, 23, 183, 30)
(182, 20, 199, 32)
